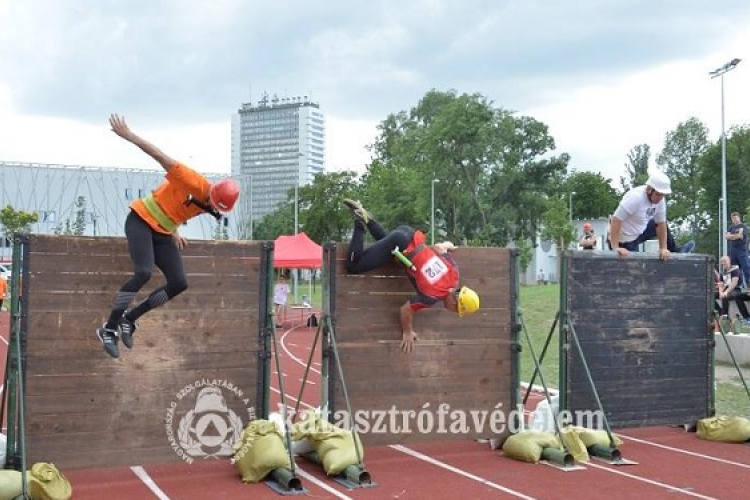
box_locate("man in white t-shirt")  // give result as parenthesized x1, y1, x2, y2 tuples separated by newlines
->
(608, 170, 695, 260)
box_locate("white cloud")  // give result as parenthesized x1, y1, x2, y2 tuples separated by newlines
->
(0, 0, 749, 188)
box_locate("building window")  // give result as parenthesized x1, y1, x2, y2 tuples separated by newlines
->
(125, 188, 133, 200)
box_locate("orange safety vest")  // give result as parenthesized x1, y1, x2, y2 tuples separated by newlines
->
(130, 163, 212, 234)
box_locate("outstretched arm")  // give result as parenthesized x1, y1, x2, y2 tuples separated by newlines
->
(399, 301, 418, 354)
(433, 241, 456, 254)
(109, 114, 177, 173)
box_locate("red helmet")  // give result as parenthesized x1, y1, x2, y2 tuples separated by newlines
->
(209, 179, 240, 213)
(583, 222, 592, 232)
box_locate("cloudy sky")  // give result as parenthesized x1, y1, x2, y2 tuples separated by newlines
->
(1, 0, 749, 185)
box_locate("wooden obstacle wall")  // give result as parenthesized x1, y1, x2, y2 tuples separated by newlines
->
(563, 251, 714, 428)
(330, 245, 518, 445)
(23, 235, 263, 470)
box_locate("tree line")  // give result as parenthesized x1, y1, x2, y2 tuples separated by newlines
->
(253, 89, 749, 262)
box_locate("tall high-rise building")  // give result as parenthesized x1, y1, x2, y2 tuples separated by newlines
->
(231, 93, 325, 239)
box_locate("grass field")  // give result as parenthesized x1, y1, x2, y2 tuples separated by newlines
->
(518, 284, 750, 418)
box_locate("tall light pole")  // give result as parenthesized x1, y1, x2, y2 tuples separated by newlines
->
(248, 174, 254, 240)
(431, 179, 439, 245)
(710, 58, 741, 256)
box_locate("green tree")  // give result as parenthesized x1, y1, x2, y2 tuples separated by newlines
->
(366, 89, 568, 247)
(298, 171, 361, 243)
(515, 239, 534, 282)
(698, 125, 750, 256)
(656, 117, 710, 240)
(0, 205, 39, 240)
(71, 196, 87, 236)
(541, 197, 575, 278)
(619, 144, 650, 192)
(567, 170, 620, 220)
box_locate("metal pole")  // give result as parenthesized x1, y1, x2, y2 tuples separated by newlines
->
(569, 191, 573, 224)
(431, 179, 437, 245)
(719, 198, 723, 259)
(721, 73, 727, 257)
(249, 174, 254, 240)
(294, 183, 299, 303)
(710, 58, 741, 256)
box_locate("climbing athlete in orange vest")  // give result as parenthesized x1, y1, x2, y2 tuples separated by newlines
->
(96, 114, 240, 358)
(343, 199, 480, 354)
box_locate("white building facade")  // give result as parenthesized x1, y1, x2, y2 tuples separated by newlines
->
(231, 94, 325, 238)
(0, 161, 229, 260)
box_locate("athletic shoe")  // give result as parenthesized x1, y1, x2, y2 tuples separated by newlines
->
(343, 199, 371, 224)
(96, 324, 120, 358)
(119, 314, 138, 349)
(678, 240, 696, 253)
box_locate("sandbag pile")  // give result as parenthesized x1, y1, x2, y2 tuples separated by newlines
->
(233, 419, 292, 483)
(292, 411, 363, 475)
(0, 463, 72, 500)
(501, 431, 562, 463)
(696, 416, 750, 443)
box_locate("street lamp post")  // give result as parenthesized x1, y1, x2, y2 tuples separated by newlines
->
(431, 179, 439, 245)
(710, 58, 741, 256)
(248, 174, 254, 240)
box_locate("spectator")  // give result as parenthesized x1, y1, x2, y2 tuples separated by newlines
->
(726, 212, 750, 287)
(716, 255, 750, 328)
(274, 272, 290, 328)
(607, 170, 694, 260)
(579, 222, 597, 250)
(0, 274, 7, 311)
(537, 269, 546, 285)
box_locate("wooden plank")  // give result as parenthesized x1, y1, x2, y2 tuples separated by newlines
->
(23, 236, 266, 470)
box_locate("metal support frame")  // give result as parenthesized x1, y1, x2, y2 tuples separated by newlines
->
(260, 242, 305, 495)
(1, 234, 29, 498)
(268, 242, 373, 491)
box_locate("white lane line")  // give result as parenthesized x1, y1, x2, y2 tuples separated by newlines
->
(130, 466, 172, 500)
(585, 461, 721, 500)
(390, 445, 539, 500)
(295, 468, 355, 500)
(269, 386, 316, 410)
(619, 434, 750, 469)
(280, 327, 321, 374)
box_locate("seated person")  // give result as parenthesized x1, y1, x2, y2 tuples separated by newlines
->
(716, 255, 750, 328)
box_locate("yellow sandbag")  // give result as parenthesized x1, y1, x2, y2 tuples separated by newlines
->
(577, 428, 623, 448)
(233, 420, 291, 483)
(0, 470, 22, 500)
(696, 416, 750, 443)
(558, 427, 589, 462)
(27, 463, 72, 500)
(292, 411, 364, 475)
(501, 431, 561, 463)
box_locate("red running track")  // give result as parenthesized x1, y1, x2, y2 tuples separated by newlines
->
(2, 312, 749, 499)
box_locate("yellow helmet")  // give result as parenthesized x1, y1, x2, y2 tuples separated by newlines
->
(457, 286, 480, 317)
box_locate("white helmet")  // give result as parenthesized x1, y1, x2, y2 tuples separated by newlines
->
(646, 170, 671, 195)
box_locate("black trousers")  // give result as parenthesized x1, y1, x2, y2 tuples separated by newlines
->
(346, 220, 415, 274)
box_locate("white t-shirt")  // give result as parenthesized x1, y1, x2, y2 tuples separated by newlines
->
(274, 282, 290, 305)
(613, 185, 666, 243)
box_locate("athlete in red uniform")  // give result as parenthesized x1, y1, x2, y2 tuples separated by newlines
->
(343, 199, 480, 353)
(96, 114, 240, 358)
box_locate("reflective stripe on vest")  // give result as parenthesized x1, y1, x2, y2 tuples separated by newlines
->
(142, 194, 178, 233)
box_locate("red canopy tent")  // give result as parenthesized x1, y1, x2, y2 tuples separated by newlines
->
(273, 232, 322, 269)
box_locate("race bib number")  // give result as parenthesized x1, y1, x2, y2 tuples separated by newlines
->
(419, 255, 449, 284)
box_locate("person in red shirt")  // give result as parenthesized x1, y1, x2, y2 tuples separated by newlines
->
(0, 274, 7, 311)
(343, 199, 480, 354)
(96, 114, 240, 358)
